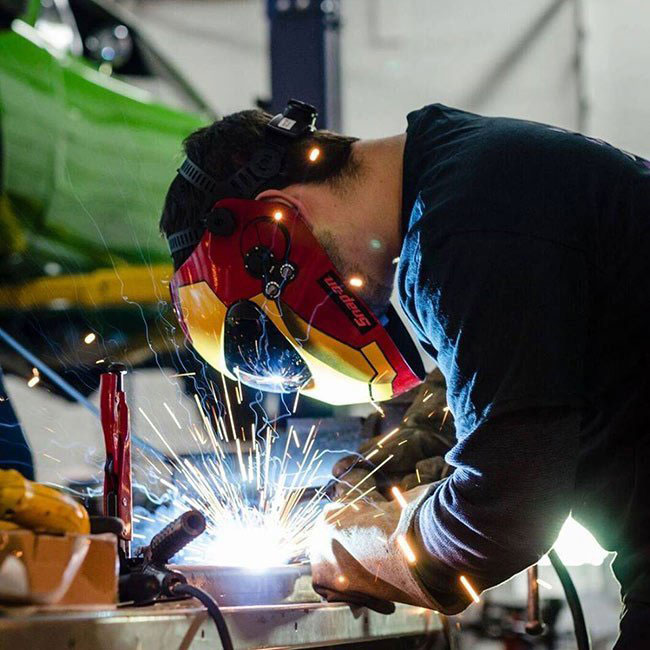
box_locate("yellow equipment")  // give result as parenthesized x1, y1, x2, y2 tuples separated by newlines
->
(0, 469, 90, 535)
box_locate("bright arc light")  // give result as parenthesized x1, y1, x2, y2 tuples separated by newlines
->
(348, 276, 364, 288)
(396, 534, 416, 564)
(391, 486, 407, 509)
(84, 332, 96, 344)
(459, 575, 481, 603)
(206, 520, 294, 569)
(273, 210, 283, 221)
(542, 516, 610, 567)
(308, 147, 321, 162)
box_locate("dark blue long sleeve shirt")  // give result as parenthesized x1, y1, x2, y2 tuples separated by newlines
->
(397, 105, 650, 610)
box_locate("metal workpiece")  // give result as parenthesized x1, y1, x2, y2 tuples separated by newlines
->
(0, 600, 442, 649)
(177, 563, 316, 607)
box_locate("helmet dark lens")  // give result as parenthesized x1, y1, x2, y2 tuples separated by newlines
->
(224, 301, 311, 393)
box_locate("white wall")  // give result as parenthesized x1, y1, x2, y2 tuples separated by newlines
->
(131, 0, 650, 156)
(584, 0, 650, 157)
(132, 0, 582, 136)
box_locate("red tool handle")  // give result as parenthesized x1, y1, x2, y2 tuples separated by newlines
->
(100, 365, 132, 550)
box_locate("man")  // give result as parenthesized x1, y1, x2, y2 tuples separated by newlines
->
(161, 102, 649, 648)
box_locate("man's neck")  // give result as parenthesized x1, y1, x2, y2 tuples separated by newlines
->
(347, 134, 406, 279)
(282, 133, 406, 311)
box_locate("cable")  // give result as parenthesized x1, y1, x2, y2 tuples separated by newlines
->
(172, 583, 234, 650)
(548, 549, 591, 650)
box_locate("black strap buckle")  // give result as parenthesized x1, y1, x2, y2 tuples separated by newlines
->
(267, 99, 317, 138)
(167, 227, 205, 255)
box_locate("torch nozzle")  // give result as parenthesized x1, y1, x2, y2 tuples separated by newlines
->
(148, 509, 206, 565)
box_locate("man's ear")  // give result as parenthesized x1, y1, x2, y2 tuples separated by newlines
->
(255, 189, 306, 214)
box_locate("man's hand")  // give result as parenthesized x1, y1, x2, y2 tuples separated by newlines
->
(310, 484, 441, 614)
(332, 369, 455, 498)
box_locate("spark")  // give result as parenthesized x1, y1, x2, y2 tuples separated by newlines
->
(42, 453, 61, 463)
(416, 468, 421, 483)
(377, 427, 399, 446)
(325, 485, 377, 523)
(537, 578, 552, 590)
(422, 392, 433, 402)
(170, 371, 196, 378)
(84, 332, 96, 344)
(440, 406, 450, 430)
(364, 448, 379, 461)
(391, 486, 407, 509)
(235, 439, 247, 481)
(370, 401, 385, 417)
(132, 533, 146, 540)
(308, 147, 321, 162)
(340, 454, 394, 499)
(398, 439, 408, 446)
(163, 402, 182, 429)
(348, 276, 364, 288)
(137, 448, 169, 476)
(159, 478, 176, 491)
(396, 535, 416, 564)
(233, 366, 243, 404)
(292, 391, 300, 414)
(134, 397, 329, 568)
(273, 210, 283, 221)
(459, 575, 480, 603)
(337, 574, 347, 586)
(27, 368, 40, 388)
(221, 373, 238, 441)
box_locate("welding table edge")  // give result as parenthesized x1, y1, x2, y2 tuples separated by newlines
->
(0, 600, 442, 649)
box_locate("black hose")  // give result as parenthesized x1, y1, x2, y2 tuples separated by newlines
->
(548, 549, 591, 650)
(172, 583, 234, 650)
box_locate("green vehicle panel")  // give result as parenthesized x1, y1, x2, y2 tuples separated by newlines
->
(0, 0, 211, 379)
(0, 0, 210, 281)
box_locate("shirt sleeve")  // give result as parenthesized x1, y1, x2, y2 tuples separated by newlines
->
(409, 231, 587, 611)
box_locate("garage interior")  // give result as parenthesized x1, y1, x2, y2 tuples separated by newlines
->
(0, 1, 648, 648)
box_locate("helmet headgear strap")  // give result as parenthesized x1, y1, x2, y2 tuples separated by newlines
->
(168, 100, 317, 258)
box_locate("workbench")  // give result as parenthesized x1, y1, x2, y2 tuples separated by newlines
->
(0, 600, 442, 649)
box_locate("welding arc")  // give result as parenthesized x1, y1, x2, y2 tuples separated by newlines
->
(172, 583, 233, 650)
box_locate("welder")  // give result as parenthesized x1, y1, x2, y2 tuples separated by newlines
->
(160, 101, 649, 649)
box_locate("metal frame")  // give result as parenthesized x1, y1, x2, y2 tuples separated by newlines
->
(267, 0, 342, 131)
(0, 601, 442, 649)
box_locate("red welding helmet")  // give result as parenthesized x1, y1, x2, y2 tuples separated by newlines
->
(166, 101, 424, 405)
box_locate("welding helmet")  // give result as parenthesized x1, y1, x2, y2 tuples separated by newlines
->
(167, 100, 424, 405)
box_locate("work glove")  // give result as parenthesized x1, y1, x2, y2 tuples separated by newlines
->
(310, 484, 441, 614)
(333, 369, 455, 499)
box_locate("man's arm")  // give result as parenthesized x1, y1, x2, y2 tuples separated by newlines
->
(406, 231, 587, 609)
(309, 231, 587, 613)
(412, 407, 579, 612)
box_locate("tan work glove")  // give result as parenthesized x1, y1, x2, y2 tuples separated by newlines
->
(310, 484, 440, 614)
(333, 369, 455, 499)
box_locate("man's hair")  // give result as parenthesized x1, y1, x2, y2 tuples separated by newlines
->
(160, 109, 359, 268)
